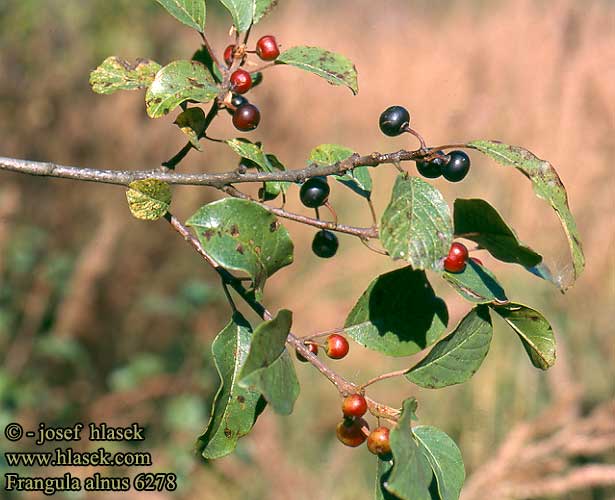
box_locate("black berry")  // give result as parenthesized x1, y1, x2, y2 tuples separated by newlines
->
(379, 105, 410, 137)
(312, 230, 339, 259)
(416, 150, 446, 179)
(299, 177, 329, 208)
(226, 93, 248, 115)
(442, 150, 470, 182)
(232, 103, 260, 131)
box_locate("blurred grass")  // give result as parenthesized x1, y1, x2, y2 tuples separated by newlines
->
(0, 0, 613, 499)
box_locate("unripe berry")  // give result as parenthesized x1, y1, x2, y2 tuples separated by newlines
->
(444, 242, 469, 273)
(230, 69, 252, 94)
(312, 230, 338, 259)
(379, 105, 410, 137)
(299, 176, 330, 208)
(442, 150, 470, 182)
(256, 35, 280, 61)
(342, 394, 368, 418)
(224, 44, 235, 66)
(232, 103, 260, 131)
(296, 342, 318, 362)
(336, 417, 369, 447)
(367, 426, 391, 457)
(326, 334, 349, 360)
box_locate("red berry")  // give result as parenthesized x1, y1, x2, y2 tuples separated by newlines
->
(367, 427, 391, 456)
(232, 103, 260, 131)
(256, 35, 280, 61)
(470, 257, 483, 266)
(230, 69, 252, 94)
(444, 242, 469, 273)
(336, 417, 369, 447)
(342, 394, 368, 418)
(296, 342, 318, 362)
(224, 44, 235, 66)
(326, 334, 349, 360)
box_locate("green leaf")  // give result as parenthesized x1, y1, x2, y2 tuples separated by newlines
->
(375, 457, 396, 500)
(454, 198, 542, 268)
(219, 0, 253, 32)
(414, 426, 465, 500)
(227, 139, 289, 195)
(264, 153, 289, 197)
(89, 57, 161, 95)
(253, 0, 277, 24)
(309, 144, 372, 198)
(198, 313, 265, 459)
(469, 140, 585, 290)
(491, 302, 555, 369)
(155, 0, 206, 32)
(238, 310, 297, 414)
(174, 107, 206, 150)
(192, 46, 223, 83)
(227, 138, 272, 171)
(145, 60, 218, 118)
(186, 198, 293, 297)
(385, 399, 435, 500)
(125, 179, 171, 220)
(344, 267, 448, 357)
(241, 350, 299, 415)
(381, 175, 454, 271)
(407, 306, 492, 388)
(239, 310, 292, 380)
(443, 259, 507, 304)
(276, 46, 359, 95)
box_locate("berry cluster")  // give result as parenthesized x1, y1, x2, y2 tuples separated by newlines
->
(378, 105, 472, 182)
(299, 177, 339, 259)
(296, 333, 349, 362)
(336, 393, 392, 456)
(224, 36, 281, 132)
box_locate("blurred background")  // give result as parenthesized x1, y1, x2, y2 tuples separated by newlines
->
(0, 0, 613, 498)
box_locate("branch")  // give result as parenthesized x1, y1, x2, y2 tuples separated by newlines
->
(164, 212, 400, 421)
(0, 147, 451, 189)
(223, 186, 378, 239)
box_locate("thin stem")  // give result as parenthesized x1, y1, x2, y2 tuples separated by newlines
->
(223, 186, 378, 239)
(358, 369, 409, 392)
(403, 125, 427, 150)
(323, 201, 338, 225)
(366, 197, 378, 227)
(162, 143, 192, 169)
(163, 211, 400, 421)
(242, 25, 253, 45)
(221, 280, 238, 313)
(301, 327, 344, 341)
(247, 62, 276, 73)
(360, 238, 389, 256)
(199, 33, 224, 76)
